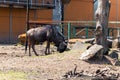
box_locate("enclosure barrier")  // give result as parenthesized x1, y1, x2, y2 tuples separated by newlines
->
(29, 20, 120, 39)
(0, 0, 55, 9)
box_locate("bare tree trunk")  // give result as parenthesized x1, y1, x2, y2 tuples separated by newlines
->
(53, 0, 62, 21)
(95, 0, 111, 59)
(79, 0, 111, 60)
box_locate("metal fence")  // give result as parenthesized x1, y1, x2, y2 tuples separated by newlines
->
(0, 0, 55, 9)
(29, 20, 120, 39)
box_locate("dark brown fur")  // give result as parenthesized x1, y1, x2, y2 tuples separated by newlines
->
(25, 25, 67, 56)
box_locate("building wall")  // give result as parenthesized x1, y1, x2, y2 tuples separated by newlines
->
(0, 0, 54, 43)
(12, 8, 27, 43)
(109, 0, 120, 21)
(64, 0, 94, 21)
(0, 0, 94, 43)
(63, 0, 94, 38)
(36, 9, 53, 21)
(0, 8, 35, 43)
(1, 0, 120, 43)
(109, 0, 120, 27)
(0, 8, 10, 43)
(0, 8, 52, 43)
(109, 0, 120, 37)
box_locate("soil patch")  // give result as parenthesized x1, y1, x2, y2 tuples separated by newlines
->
(0, 44, 120, 80)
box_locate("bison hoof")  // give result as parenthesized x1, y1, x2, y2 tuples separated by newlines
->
(45, 52, 50, 55)
(35, 54, 39, 56)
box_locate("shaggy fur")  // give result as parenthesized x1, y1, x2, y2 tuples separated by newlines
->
(25, 25, 67, 56)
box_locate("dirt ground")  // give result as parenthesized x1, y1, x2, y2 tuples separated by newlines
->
(0, 43, 120, 80)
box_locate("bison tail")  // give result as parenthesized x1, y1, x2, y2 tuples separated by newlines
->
(25, 35, 28, 54)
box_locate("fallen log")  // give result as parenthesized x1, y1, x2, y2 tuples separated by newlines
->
(104, 55, 118, 66)
(107, 39, 113, 48)
(85, 38, 113, 48)
(112, 38, 120, 48)
(80, 44, 103, 60)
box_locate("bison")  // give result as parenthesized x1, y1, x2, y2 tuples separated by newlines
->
(25, 25, 67, 56)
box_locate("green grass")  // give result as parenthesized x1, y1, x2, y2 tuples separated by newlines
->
(0, 70, 27, 80)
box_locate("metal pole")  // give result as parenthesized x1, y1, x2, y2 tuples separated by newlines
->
(9, 6, 12, 43)
(61, 3, 64, 34)
(85, 26, 88, 38)
(25, 0, 30, 51)
(31, 0, 32, 5)
(68, 22, 71, 39)
(53, 0, 55, 5)
(108, 28, 110, 37)
(116, 0, 119, 37)
(26, 0, 30, 31)
(42, 0, 44, 4)
(73, 27, 76, 38)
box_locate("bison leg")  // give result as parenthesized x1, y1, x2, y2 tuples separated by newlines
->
(47, 42, 50, 54)
(32, 42, 39, 56)
(45, 41, 50, 55)
(28, 40, 31, 56)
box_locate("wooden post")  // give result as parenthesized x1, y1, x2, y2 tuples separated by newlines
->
(26, 0, 30, 31)
(25, 0, 30, 53)
(95, 0, 111, 59)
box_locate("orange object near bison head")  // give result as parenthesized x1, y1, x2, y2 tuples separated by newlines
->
(18, 33, 26, 44)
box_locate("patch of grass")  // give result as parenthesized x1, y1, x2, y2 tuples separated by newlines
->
(0, 70, 27, 80)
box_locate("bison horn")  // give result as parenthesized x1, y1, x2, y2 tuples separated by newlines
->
(65, 40, 68, 43)
(63, 42, 67, 46)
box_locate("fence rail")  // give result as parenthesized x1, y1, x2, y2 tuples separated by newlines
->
(29, 20, 120, 39)
(29, 20, 120, 25)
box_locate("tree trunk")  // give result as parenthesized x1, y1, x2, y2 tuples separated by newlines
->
(79, 0, 111, 60)
(95, 0, 111, 59)
(53, 0, 62, 21)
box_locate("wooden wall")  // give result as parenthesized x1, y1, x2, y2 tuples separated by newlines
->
(0, 7, 52, 43)
(0, 0, 94, 43)
(64, 0, 94, 21)
(36, 9, 53, 21)
(0, 8, 9, 43)
(109, 0, 120, 27)
(1, 0, 120, 43)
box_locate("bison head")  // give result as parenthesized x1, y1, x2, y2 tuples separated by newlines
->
(57, 41, 67, 53)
